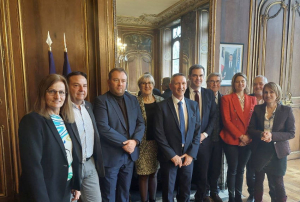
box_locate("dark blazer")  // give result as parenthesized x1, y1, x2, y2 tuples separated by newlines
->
(161, 88, 172, 99)
(18, 112, 82, 202)
(154, 97, 201, 162)
(93, 91, 145, 167)
(184, 87, 217, 136)
(83, 101, 105, 177)
(248, 103, 295, 163)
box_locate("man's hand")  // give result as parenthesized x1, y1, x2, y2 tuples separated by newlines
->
(122, 140, 137, 154)
(200, 133, 207, 143)
(180, 154, 193, 166)
(71, 190, 81, 201)
(171, 155, 183, 167)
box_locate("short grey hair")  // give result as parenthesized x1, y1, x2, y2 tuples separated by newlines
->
(171, 73, 186, 83)
(254, 75, 268, 84)
(206, 72, 222, 84)
(137, 74, 155, 87)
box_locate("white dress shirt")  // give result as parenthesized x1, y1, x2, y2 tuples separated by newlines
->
(72, 101, 94, 162)
(189, 86, 202, 118)
(172, 95, 188, 134)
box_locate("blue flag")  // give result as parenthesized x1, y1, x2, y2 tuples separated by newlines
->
(63, 52, 71, 77)
(49, 50, 56, 74)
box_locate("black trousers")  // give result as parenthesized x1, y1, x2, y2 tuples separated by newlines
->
(160, 160, 194, 202)
(194, 138, 222, 201)
(207, 140, 223, 194)
(223, 144, 251, 199)
(255, 170, 286, 202)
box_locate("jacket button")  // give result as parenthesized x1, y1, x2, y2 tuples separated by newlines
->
(274, 142, 276, 144)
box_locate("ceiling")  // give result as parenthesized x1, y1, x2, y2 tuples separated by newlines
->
(116, 0, 181, 18)
(116, 0, 206, 27)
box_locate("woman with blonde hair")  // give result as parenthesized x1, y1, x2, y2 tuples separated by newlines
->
(248, 82, 295, 202)
(135, 73, 164, 202)
(220, 72, 257, 202)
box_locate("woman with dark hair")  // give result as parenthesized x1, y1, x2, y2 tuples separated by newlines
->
(18, 74, 82, 202)
(135, 74, 164, 202)
(248, 82, 295, 202)
(220, 72, 257, 202)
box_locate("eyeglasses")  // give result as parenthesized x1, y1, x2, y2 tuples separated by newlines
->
(208, 80, 220, 84)
(46, 89, 66, 96)
(141, 82, 153, 86)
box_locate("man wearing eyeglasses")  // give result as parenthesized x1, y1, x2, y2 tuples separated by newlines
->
(94, 68, 145, 202)
(67, 71, 105, 202)
(184, 65, 217, 202)
(205, 72, 224, 202)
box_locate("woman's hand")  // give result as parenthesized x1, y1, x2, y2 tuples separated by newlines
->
(239, 134, 251, 145)
(261, 131, 272, 143)
(71, 190, 81, 201)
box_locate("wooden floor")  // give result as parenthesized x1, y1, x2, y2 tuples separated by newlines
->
(242, 158, 300, 202)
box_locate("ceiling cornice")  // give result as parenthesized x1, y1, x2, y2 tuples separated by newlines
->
(117, 0, 208, 28)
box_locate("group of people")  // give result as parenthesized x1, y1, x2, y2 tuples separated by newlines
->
(18, 65, 295, 202)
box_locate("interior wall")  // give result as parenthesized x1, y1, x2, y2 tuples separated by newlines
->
(0, 0, 114, 201)
(117, 26, 160, 94)
(214, 0, 300, 158)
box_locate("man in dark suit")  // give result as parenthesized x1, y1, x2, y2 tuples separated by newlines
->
(222, 54, 235, 80)
(161, 77, 172, 99)
(184, 65, 217, 202)
(205, 72, 223, 202)
(67, 71, 105, 202)
(154, 73, 201, 202)
(94, 68, 145, 202)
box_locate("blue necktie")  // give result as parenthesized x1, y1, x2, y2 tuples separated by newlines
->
(178, 101, 185, 145)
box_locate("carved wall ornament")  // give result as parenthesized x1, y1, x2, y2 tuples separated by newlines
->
(117, 0, 207, 27)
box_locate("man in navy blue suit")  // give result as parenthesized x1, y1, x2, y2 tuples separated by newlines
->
(155, 73, 201, 202)
(184, 65, 217, 202)
(94, 68, 145, 202)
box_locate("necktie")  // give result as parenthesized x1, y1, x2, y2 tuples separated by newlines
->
(178, 101, 185, 145)
(194, 90, 199, 104)
(215, 96, 218, 104)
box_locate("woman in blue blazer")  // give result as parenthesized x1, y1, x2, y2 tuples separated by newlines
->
(18, 74, 82, 202)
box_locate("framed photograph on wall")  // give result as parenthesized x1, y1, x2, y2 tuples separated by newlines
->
(219, 43, 244, 86)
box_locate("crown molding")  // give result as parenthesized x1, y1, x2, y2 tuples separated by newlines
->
(117, 0, 208, 28)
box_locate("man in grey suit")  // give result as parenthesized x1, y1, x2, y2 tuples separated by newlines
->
(94, 68, 145, 202)
(67, 71, 105, 202)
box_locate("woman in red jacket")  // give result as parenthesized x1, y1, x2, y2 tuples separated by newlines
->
(220, 72, 257, 202)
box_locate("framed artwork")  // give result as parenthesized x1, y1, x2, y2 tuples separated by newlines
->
(219, 43, 244, 86)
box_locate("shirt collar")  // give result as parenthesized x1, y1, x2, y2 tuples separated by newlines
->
(72, 100, 86, 109)
(189, 86, 201, 94)
(172, 94, 185, 105)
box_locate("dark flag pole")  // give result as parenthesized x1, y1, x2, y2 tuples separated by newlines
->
(63, 33, 71, 77)
(46, 31, 56, 74)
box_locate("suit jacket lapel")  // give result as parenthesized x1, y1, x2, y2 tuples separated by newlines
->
(124, 94, 131, 133)
(70, 122, 82, 147)
(272, 104, 282, 132)
(232, 94, 246, 126)
(201, 88, 208, 116)
(107, 93, 127, 130)
(184, 88, 190, 99)
(167, 98, 181, 131)
(243, 95, 251, 126)
(185, 98, 192, 136)
(45, 118, 68, 161)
